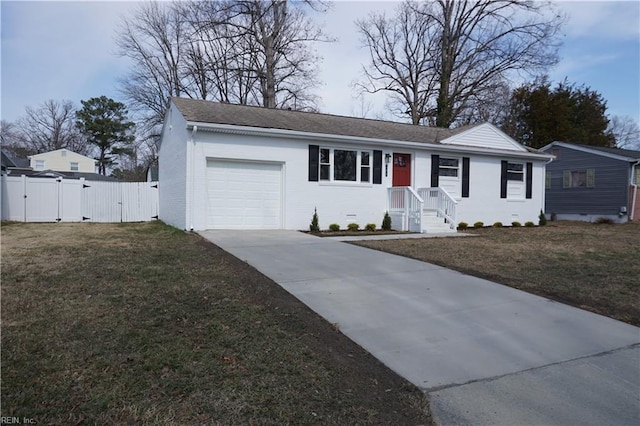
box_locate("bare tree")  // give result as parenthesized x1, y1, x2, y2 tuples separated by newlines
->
(13, 100, 89, 155)
(356, 2, 440, 124)
(608, 115, 640, 150)
(357, 0, 564, 127)
(117, 1, 188, 132)
(117, 0, 331, 128)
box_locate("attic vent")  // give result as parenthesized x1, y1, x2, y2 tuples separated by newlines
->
(61, 150, 67, 157)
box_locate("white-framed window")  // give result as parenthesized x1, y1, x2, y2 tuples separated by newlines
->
(35, 160, 45, 170)
(70, 162, 79, 171)
(319, 148, 372, 183)
(507, 162, 524, 181)
(439, 157, 459, 177)
(563, 169, 595, 188)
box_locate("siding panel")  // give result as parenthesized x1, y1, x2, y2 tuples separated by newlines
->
(545, 146, 629, 215)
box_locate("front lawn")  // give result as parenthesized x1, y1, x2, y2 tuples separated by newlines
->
(354, 221, 640, 326)
(1, 222, 430, 425)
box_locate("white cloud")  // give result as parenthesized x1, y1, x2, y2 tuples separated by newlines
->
(556, 0, 640, 40)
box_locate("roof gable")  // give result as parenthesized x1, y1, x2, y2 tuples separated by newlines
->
(29, 149, 96, 163)
(439, 123, 528, 152)
(541, 142, 640, 162)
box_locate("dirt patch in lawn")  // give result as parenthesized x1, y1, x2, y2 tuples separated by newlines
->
(1, 222, 431, 425)
(353, 221, 640, 326)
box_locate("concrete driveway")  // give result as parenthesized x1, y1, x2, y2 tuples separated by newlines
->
(199, 230, 640, 425)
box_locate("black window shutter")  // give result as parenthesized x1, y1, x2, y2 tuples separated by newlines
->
(462, 157, 470, 198)
(431, 155, 440, 187)
(308, 145, 319, 182)
(500, 160, 508, 199)
(525, 162, 533, 199)
(373, 150, 382, 184)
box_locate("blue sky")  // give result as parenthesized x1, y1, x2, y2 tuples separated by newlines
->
(2, 1, 639, 126)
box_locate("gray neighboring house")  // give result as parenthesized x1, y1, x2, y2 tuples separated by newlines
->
(540, 142, 640, 223)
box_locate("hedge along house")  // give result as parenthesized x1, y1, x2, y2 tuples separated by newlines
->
(159, 97, 552, 232)
(540, 142, 640, 223)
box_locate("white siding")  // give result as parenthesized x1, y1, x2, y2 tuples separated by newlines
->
(189, 132, 395, 231)
(441, 123, 527, 152)
(158, 104, 189, 229)
(180, 132, 547, 231)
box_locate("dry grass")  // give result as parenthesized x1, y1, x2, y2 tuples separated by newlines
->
(354, 221, 640, 326)
(1, 222, 431, 425)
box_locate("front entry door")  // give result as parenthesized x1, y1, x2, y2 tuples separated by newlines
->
(392, 153, 411, 186)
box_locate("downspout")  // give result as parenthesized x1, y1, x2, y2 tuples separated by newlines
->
(189, 125, 198, 231)
(542, 157, 554, 218)
(631, 160, 639, 221)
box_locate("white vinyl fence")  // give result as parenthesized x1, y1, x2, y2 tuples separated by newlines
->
(1, 175, 159, 223)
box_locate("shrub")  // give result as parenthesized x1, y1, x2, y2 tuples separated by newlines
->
(473, 221, 484, 228)
(457, 221, 468, 230)
(539, 210, 547, 226)
(511, 221, 522, 227)
(347, 223, 360, 232)
(493, 222, 503, 228)
(309, 208, 320, 232)
(594, 217, 614, 224)
(365, 223, 376, 231)
(329, 223, 340, 231)
(524, 221, 535, 227)
(382, 211, 392, 230)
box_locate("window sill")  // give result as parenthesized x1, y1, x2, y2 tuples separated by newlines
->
(506, 198, 526, 202)
(319, 181, 373, 188)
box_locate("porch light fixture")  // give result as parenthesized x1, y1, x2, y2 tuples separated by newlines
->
(385, 153, 391, 177)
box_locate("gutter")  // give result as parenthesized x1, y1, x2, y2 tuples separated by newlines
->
(184, 121, 553, 162)
(631, 160, 639, 221)
(189, 125, 198, 231)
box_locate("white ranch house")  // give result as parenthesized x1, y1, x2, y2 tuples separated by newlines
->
(159, 98, 552, 232)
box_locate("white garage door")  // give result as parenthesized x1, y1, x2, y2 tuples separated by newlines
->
(206, 160, 283, 229)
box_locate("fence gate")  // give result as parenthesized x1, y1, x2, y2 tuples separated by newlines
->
(1, 175, 158, 223)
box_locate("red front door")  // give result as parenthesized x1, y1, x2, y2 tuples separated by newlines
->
(392, 153, 411, 186)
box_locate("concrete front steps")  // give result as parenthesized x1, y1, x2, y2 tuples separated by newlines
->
(422, 210, 457, 234)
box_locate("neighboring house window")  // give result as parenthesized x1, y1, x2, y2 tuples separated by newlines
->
(635, 165, 640, 185)
(35, 160, 45, 170)
(563, 169, 595, 188)
(439, 158, 459, 177)
(70, 162, 79, 171)
(545, 171, 551, 189)
(319, 148, 372, 183)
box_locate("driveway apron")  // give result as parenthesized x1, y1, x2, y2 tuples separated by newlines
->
(199, 230, 640, 425)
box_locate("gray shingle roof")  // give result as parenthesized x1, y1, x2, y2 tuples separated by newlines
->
(171, 97, 475, 144)
(579, 145, 640, 160)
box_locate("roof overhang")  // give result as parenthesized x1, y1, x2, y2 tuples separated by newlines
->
(186, 121, 553, 161)
(541, 141, 640, 162)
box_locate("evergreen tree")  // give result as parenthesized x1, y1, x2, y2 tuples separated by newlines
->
(76, 96, 135, 175)
(502, 77, 615, 148)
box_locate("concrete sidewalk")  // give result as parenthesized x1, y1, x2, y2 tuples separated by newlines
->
(199, 230, 640, 425)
